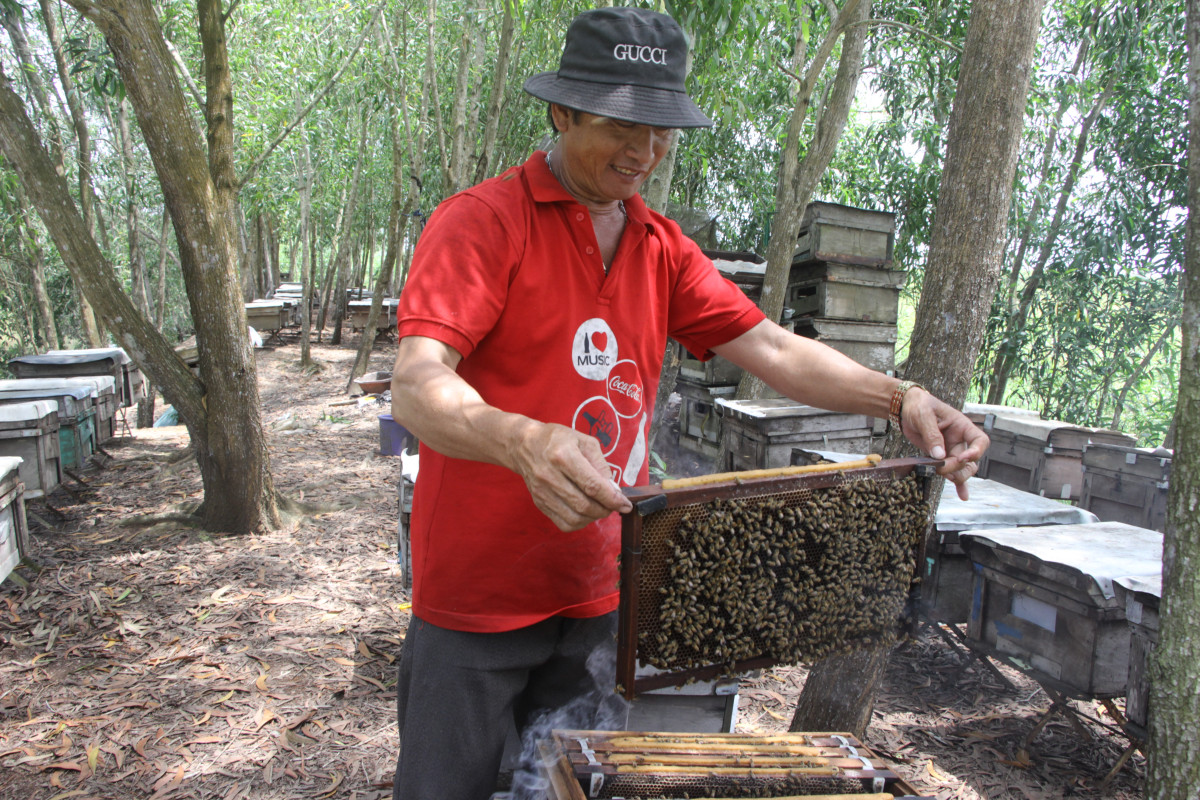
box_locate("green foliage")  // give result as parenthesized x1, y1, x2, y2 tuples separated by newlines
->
(0, 0, 1187, 448)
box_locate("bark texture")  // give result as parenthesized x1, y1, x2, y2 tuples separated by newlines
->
(1147, 0, 1200, 792)
(46, 0, 278, 533)
(792, 0, 1044, 736)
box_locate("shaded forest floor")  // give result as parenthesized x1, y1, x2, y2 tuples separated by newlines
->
(0, 339, 1145, 799)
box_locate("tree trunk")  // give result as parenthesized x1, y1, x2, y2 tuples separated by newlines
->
(329, 108, 370, 346)
(472, 0, 515, 184)
(117, 96, 151, 315)
(737, 0, 869, 402)
(791, 0, 1044, 737)
(49, 0, 278, 533)
(1112, 324, 1176, 431)
(425, 0, 450, 197)
(348, 33, 424, 384)
(298, 112, 316, 367)
(156, 207, 170, 329)
(5, 182, 60, 351)
(39, 0, 104, 347)
(316, 182, 349, 336)
(1147, 0, 1200, 793)
(986, 81, 1115, 404)
(3, 2, 65, 167)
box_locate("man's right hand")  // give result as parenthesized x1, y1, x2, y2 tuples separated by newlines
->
(508, 421, 633, 531)
(392, 336, 632, 532)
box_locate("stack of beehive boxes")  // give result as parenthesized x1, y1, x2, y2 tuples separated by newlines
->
(674, 253, 767, 461)
(789, 201, 902, 380)
(674, 203, 903, 466)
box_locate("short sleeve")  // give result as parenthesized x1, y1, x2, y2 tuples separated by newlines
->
(665, 239, 766, 361)
(395, 192, 522, 359)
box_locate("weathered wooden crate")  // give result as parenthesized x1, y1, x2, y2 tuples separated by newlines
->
(924, 478, 1098, 624)
(786, 260, 904, 323)
(793, 202, 896, 266)
(348, 299, 399, 333)
(961, 521, 1162, 698)
(1038, 425, 1136, 502)
(962, 403, 1040, 426)
(1117, 585, 1159, 736)
(674, 340, 743, 386)
(1080, 444, 1171, 532)
(0, 383, 96, 470)
(0, 457, 28, 587)
(0, 401, 60, 499)
(978, 417, 1135, 501)
(246, 300, 285, 339)
(0, 377, 116, 444)
(9, 347, 142, 409)
(793, 317, 897, 375)
(675, 379, 737, 460)
(717, 398, 872, 472)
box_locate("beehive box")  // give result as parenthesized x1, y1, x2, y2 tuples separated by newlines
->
(0, 377, 116, 444)
(978, 416, 1137, 500)
(348, 299, 399, 333)
(793, 317, 897, 375)
(9, 347, 143, 409)
(0, 384, 96, 470)
(0, 457, 29, 587)
(787, 260, 904, 323)
(245, 300, 285, 339)
(709, 252, 767, 305)
(1038, 425, 1136, 502)
(674, 340, 743, 386)
(961, 521, 1162, 698)
(793, 201, 896, 266)
(675, 379, 736, 460)
(671, 255, 768, 387)
(962, 403, 1041, 427)
(924, 478, 1098, 624)
(1114, 581, 1160, 737)
(538, 729, 915, 800)
(1080, 444, 1171, 532)
(718, 398, 872, 472)
(0, 401, 61, 499)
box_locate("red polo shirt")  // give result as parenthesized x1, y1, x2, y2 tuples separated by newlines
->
(396, 151, 764, 632)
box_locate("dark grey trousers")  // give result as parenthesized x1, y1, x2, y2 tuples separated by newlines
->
(391, 612, 625, 800)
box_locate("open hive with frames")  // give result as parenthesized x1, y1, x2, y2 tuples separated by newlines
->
(618, 457, 939, 699)
(536, 729, 925, 799)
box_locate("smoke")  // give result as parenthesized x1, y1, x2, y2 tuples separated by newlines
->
(508, 635, 629, 800)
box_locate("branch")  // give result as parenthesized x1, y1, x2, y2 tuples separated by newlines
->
(848, 18, 963, 54)
(60, 0, 114, 26)
(163, 35, 205, 112)
(223, 0, 241, 24)
(236, 3, 383, 189)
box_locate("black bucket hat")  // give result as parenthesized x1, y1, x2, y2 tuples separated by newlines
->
(523, 7, 713, 129)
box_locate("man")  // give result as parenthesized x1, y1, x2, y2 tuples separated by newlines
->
(389, 8, 987, 799)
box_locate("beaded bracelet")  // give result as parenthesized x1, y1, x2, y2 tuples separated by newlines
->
(889, 380, 923, 433)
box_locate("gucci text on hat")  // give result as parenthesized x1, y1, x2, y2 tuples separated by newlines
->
(523, 7, 713, 129)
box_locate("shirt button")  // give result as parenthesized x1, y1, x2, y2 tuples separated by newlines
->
(576, 213, 585, 221)
(586, 246, 595, 255)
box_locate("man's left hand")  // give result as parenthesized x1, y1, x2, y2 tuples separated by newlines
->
(900, 388, 989, 500)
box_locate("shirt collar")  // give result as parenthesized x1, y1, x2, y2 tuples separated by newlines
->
(525, 150, 652, 230)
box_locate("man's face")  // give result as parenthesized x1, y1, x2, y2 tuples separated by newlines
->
(552, 105, 676, 206)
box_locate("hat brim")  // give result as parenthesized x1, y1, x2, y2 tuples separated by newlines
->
(524, 72, 713, 129)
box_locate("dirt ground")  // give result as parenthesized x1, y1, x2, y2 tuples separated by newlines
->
(0, 338, 1146, 799)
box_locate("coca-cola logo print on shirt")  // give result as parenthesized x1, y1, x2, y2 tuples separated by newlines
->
(570, 318, 648, 486)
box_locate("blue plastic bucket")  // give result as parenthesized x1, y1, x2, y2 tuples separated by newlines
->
(378, 414, 410, 456)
